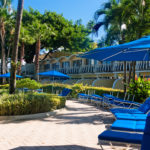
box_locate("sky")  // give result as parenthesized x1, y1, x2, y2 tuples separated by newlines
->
(12, 0, 106, 41)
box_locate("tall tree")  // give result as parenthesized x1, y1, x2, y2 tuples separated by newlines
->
(0, 0, 12, 83)
(28, 20, 52, 81)
(9, 0, 24, 94)
(18, 26, 34, 75)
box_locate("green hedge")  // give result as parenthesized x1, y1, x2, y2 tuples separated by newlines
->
(42, 83, 124, 98)
(0, 93, 66, 116)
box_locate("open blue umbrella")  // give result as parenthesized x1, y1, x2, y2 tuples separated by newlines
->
(80, 35, 150, 61)
(0, 73, 23, 78)
(38, 70, 70, 78)
(38, 70, 69, 93)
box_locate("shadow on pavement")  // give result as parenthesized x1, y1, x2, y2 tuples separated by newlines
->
(11, 145, 100, 150)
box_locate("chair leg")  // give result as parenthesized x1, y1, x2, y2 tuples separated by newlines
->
(99, 140, 104, 150)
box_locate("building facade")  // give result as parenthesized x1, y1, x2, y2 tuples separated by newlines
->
(21, 52, 150, 90)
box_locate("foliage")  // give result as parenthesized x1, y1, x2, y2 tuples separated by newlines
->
(16, 78, 41, 90)
(21, 9, 93, 63)
(128, 78, 150, 103)
(42, 83, 123, 99)
(71, 83, 86, 97)
(0, 84, 9, 89)
(0, 92, 66, 116)
(93, 0, 150, 45)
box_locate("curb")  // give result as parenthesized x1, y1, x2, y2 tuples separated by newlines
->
(0, 108, 66, 121)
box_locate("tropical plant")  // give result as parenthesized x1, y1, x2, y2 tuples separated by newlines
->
(9, 0, 24, 94)
(0, 0, 13, 84)
(0, 93, 66, 115)
(28, 20, 52, 81)
(18, 26, 35, 75)
(128, 78, 150, 103)
(16, 78, 41, 90)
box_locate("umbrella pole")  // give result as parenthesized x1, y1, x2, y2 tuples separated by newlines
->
(132, 61, 136, 82)
(123, 61, 126, 93)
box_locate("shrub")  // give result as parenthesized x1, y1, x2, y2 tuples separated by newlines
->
(0, 93, 66, 116)
(16, 78, 41, 90)
(128, 78, 150, 103)
(0, 84, 9, 89)
(42, 83, 123, 98)
(71, 83, 86, 97)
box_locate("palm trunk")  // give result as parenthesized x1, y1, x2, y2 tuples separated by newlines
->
(18, 42, 24, 75)
(9, 0, 24, 94)
(35, 38, 40, 81)
(0, 20, 6, 84)
(6, 44, 11, 71)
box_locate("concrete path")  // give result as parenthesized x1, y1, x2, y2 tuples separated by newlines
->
(0, 100, 125, 150)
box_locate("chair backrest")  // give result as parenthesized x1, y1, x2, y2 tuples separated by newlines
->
(59, 88, 71, 96)
(138, 97, 150, 113)
(141, 112, 150, 149)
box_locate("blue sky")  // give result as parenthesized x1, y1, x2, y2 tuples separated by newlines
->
(12, 0, 106, 41)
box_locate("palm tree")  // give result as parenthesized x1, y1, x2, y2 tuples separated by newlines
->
(0, 0, 12, 84)
(18, 26, 35, 75)
(121, 0, 150, 82)
(9, 0, 24, 94)
(93, 0, 128, 92)
(28, 20, 51, 81)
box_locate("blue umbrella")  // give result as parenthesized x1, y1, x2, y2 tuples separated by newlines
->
(0, 73, 23, 78)
(38, 70, 70, 78)
(80, 35, 150, 61)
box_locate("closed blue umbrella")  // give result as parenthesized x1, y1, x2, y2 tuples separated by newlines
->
(0, 73, 23, 78)
(80, 35, 150, 61)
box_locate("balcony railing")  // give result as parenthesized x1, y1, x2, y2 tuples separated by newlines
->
(22, 61, 150, 76)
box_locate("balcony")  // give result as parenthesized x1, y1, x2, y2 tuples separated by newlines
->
(22, 61, 150, 76)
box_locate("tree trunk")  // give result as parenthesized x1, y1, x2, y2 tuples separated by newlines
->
(0, 20, 6, 84)
(9, 0, 24, 94)
(123, 61, 126, 93)
(35, 39, 40, 81)
(18, 42, 24, 75)
(6, 45, 11, 72)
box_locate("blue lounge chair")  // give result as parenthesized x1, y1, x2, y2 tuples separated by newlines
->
(90, 94, 103, 106)
(58, 88, 72, 97)
(103, 94, 140, 108)
(111, 119, 145, 132)
(98, 113, 150, 150)
(115, 113, 147, 121)
(110, 97, 150, 115)
(78, 93, 91, 102)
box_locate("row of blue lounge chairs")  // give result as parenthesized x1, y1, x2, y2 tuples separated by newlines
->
(78, 93, 140, 109)
(78, 93, 150, 149)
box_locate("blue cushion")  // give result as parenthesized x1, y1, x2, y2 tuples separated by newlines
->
(59, 88, 71, 96)
(98, 130, 143, 144)
(111, 120, 145, 132)
(138, 97, 150, 113)
(141, 113, 150, 149)
(115, 113, 147, 121)
(111, 108, 143, 114)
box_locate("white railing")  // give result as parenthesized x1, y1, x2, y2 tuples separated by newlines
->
(22, 61, 150, 75)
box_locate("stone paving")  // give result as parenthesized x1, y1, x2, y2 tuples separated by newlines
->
(0, 100, 134, 150)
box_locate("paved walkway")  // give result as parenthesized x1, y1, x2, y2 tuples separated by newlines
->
(0, 100, 120, 150)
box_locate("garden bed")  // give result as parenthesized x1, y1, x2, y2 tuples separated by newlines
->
(0, 92, 66, 116)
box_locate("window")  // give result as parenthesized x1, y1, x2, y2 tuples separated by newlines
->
(73, 60, 82, 67)
(52, 63, 59, 69)
(62, 61, 70, 68)
(44, 64, 50, 70)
